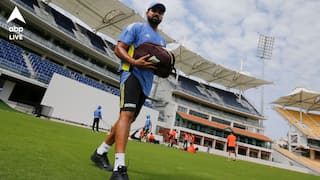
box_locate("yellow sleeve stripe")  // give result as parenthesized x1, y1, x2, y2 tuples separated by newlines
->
(122, 44, 134, 71)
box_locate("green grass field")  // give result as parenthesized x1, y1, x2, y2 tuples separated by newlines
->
(0, 101, 318, 180)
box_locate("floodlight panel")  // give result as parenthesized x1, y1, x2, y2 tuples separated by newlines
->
(257, 34, 275, 60)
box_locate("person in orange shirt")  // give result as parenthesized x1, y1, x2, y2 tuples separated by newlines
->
(227, 131, 237, 160)
(183, 132, 189, 150)
(189, 134, 195, 145)
(139, 128, 145, 141)
(168, 129, 177, 147)
(187, 143, 198, 153)
(148, 133, 155, 143)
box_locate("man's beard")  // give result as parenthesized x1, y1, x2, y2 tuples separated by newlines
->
(147, 16, 162, 26)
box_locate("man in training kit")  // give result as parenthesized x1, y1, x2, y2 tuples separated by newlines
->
(143, 114, 152, 137)
(90, 2, 167, 180)
(92, 105, 102, 132)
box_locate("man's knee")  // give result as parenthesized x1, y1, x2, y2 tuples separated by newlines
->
(120, 111, 136, 122)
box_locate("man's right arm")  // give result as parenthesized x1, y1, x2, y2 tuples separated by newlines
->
(114, 42, 135, 65)
(114, 42, 156, 70)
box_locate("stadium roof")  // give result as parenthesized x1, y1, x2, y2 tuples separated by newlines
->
(47, 0, 174, 43)
(272, 87, 320, 112)
(48, 0, 272, 91)
(173, 46, 272, 91)
(177, 112, 272, 141)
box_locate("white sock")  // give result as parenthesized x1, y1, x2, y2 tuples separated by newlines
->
(114, 153, 125, 171)
(97, 142, 111, 155)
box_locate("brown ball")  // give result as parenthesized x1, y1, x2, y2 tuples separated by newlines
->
(133, 42, 176, 78)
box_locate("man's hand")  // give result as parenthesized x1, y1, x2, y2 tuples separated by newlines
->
(133, 54, 157, 70)
(114, 42, 157, 70)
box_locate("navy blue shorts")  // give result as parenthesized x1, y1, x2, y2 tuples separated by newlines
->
(120, 73, 146, 118)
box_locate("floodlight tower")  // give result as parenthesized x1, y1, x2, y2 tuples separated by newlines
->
(256, 34, 274, 117)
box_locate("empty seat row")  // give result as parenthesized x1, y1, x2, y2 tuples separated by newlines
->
(0, 39, 30, 77)
(177, 75, 259, 115)
(29, 53, 121, 96)
(29, 53, 71, 83)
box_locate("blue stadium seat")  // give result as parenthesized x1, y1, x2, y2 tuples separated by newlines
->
(28, 54, 121, 96)
(178, 76, 207, 98)
(177, 75, 259, 115)
(0, 39, 30, 77)
(29, 53, 71, 83)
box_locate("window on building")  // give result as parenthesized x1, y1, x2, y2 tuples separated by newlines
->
(200, 125, 207, 133)
(238, 146, 247, 156)
(234, 123, 246, 130)
(204, 139, 213, 147)
(175, 117, 186, 127)
(211, 117, 231, 125)
(194, 136, 201, 145)
(261, 151, 270, 160)
(208, 128, 215, 135)
(215, 129, 224, 138)
(189, 109, 209, 119)
(190, 123, 197, 131)
(239, 136, 248, 144)
(249, 149, 258, 158)
(215, 141, 225, 151)
(247, 126, 254, 132)
(255, 140, 263, 147)
(177, 105, 188, 113)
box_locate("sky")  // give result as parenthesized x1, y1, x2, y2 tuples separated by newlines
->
(118, 0, 320, 140)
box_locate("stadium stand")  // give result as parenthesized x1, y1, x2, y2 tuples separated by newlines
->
(274, 145, 320, 174)
(275, 107, 320, 140)
(153, 74, 271, 160)
(176, 75, 260, 116)
(29, 53, 71, 83)
(274, 99, 320, 170)
(0, 37, 121, 96)
(0, 39, 30, 77)
(275, 107, 315, 138)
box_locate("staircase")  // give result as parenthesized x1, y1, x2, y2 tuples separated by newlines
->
(22, 53, 36, 78)
(274, 145, 320, 175)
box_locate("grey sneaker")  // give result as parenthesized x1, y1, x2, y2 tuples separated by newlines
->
(110, 166, 129, 180)
(90, 150, 113, 171)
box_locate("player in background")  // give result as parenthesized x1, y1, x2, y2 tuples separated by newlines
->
(227, 131, 237, 161)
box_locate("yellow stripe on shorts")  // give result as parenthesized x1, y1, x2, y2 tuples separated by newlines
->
(120, 82, 125, 108)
